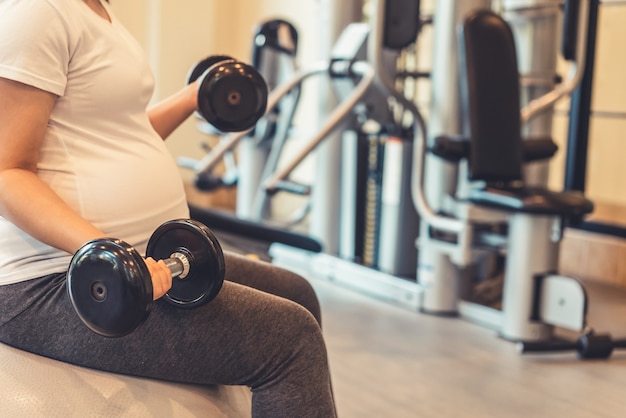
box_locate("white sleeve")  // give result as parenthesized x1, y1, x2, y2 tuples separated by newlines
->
(0, 0, 71, 96)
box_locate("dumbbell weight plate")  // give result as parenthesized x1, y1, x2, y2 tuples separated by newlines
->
(198, 61, 268, 132)
(68, 239, 153, 338)
(186, 55, 235, 85)
(187, 55, 236, 136)
(146, 219, 225, 308)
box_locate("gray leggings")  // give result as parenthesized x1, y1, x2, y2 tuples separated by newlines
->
(0, 251, 336, 418)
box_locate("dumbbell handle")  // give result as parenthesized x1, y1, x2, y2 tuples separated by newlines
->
(161, 252, 191, 280)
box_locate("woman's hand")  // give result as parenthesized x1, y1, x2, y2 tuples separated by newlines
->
(144, 257, 173, 300)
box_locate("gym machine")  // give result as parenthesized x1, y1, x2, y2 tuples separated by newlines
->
(419, 4, 593, 341)
(241, 19, 302, 222)
(269, 0, 626, 358)
(413, 2, 626, 357)
(270, 0, 429, 303)
(417, 0, 574, 316)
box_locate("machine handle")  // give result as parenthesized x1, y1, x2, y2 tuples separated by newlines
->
(520, 0, 589, 123)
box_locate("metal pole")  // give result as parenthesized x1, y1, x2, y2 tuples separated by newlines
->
(564, 0, 600, 193)
(310, 0, 363, 254)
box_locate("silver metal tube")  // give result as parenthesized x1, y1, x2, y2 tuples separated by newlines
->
(235, 136, 266, 219)
(500, 213, 559, 341)
(311, 0, 364, 255)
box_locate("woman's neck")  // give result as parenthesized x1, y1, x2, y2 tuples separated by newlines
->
(83, 0, 111, 23)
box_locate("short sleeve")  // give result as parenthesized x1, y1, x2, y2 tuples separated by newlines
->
(0, 0, 71, 96)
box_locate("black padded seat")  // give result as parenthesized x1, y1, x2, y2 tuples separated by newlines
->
(431, 135, 559, 163)
(458, 10, 594, 221)
(468, 186, 594, 217)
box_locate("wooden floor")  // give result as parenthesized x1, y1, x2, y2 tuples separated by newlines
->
(312, 277, 626, 418)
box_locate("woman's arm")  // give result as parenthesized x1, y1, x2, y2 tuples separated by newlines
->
(0, 78, 104, 255)
(147, 81, 199, 140)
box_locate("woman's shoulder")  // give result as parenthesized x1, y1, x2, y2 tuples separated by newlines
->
(0, 0, 85, 24)
(0, 0, 65, 24)
(0, 0, 81, 95)
(0, 0, 94, 48)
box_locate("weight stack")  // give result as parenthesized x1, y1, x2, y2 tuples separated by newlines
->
(339, 130, 385, 267)
(362, 133, 385, 268)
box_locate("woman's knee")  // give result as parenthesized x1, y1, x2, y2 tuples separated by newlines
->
(278, 271, 322, 326)
(223, 252, 323, 325)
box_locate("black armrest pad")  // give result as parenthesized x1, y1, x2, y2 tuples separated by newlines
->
(521, 136, 558, 162)
(431, 135, 558, 164)
(429, 135, 470, 162)
(469, 186, 593, 217)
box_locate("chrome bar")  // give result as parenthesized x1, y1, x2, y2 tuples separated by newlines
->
(520, 0, 589, 122)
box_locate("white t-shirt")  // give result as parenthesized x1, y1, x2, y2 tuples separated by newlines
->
(0, 0, 190, 285)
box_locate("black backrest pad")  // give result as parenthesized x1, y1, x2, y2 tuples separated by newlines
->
(460, 10, 524, 182)
(384, 0, 421, 49)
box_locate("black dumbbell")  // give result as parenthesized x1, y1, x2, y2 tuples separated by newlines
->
(520, 330, 626, 359)
(187, 55, 268, 132)
(67, 219, 225, 338)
